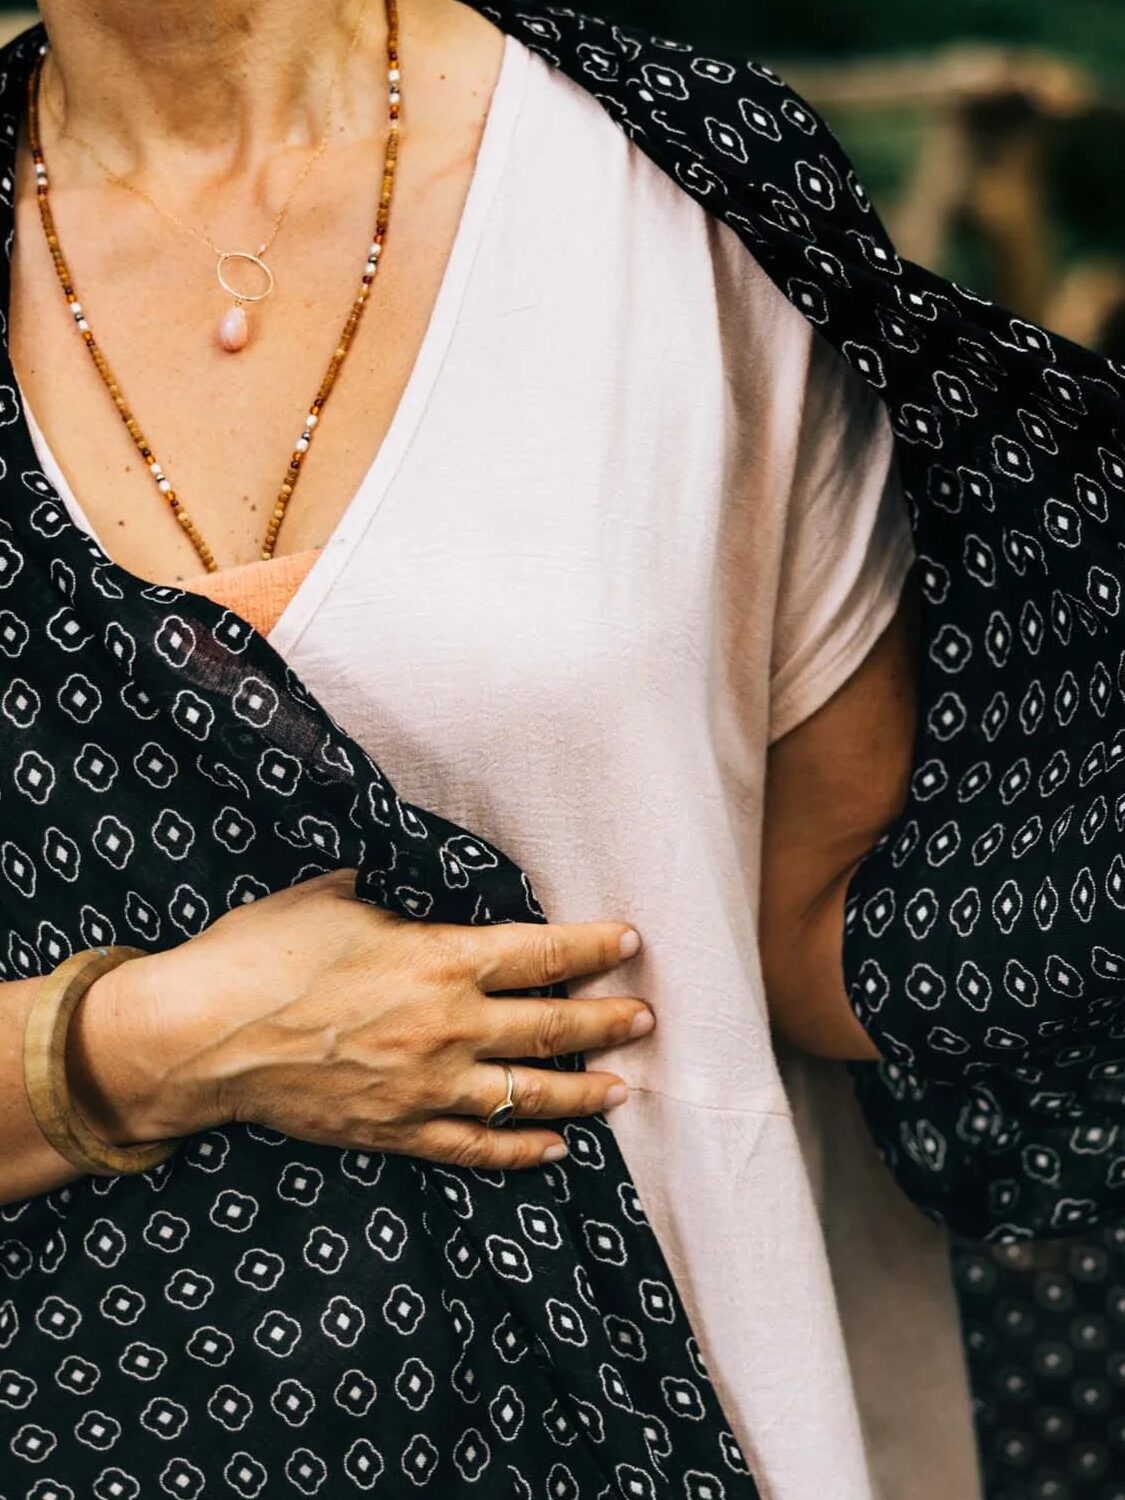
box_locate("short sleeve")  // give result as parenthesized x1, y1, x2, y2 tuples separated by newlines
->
(767, 326, 915, 745)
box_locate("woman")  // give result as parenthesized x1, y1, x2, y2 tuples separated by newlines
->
(0, 0, 944, 1495)
(1, 0, 1116, 1496)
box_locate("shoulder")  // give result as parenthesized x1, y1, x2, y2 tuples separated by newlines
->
(485, 1, 884, 243)
(500, 15, 823, 390)
(0, 18, 46, 82)
(496, 7, 857, 315)
(0, 19, 46, 138)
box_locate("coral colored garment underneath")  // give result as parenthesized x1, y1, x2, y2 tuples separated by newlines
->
(181, 547, 322, 635)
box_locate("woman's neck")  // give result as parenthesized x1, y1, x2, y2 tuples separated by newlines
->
(35, 0, 431, 171)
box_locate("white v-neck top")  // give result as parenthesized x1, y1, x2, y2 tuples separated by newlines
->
(21, 31, 982, 1500)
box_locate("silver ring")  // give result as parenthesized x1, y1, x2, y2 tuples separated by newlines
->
(481, 1063, 517, 1129)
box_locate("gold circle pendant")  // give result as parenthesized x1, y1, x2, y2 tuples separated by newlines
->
(216, 250, 276, 304)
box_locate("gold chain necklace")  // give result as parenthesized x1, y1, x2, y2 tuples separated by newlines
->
(27, 0, 402, 572)
(39, 0, 373, 353)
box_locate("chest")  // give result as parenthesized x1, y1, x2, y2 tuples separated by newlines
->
(265, 261, 794, 977)
(268, 149, 746, 748)
(7, 69, 503, 582)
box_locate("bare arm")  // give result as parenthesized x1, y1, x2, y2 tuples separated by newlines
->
(0, 873, 654, 1208)
(759, 571, 918, 1060)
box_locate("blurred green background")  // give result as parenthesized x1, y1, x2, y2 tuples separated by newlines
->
(2, 1, 1121, 350)
(602, 0, 1125, 353)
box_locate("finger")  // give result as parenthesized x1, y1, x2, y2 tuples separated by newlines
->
(456, 1064, 627, 1122)
(476, 994, 654, 1060)
(402, 1119, 568, 1170)
(453, 919, 642, 993)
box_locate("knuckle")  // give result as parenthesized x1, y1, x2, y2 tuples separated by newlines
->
(398, 1013, 443, 1062)
(425, 1070, 465, 1116)
(386, 1126, 427, 1163)
(420, 925, 473, 986)
(533, 1004, 569, 1059)
(441, 1137, 478, 1170)
(425, 993, 472, 1051)
(339, 1104, 395, 1144)
(408, 996, 466, 1060)
(514, 1072, 546, 1116)
(358, 1124, 396, 1154)
(530, 931, 567, 987)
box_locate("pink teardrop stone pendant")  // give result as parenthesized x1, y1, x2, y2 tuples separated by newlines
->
(218, 303, 249, 353)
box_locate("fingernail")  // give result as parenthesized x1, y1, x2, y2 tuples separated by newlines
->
(619, 929, 641, 959)
(541, 1143, 568, 1163)
(628, 1008, 655, 1038)
(604, 1083, 629, 1109)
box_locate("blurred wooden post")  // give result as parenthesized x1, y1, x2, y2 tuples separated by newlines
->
(950, 94, 1052, 320)
(779, 47, 1112, 336)
(0, 11, 36, 46)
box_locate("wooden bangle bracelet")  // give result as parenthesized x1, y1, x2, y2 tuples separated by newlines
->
(23, 944, 184, 1177)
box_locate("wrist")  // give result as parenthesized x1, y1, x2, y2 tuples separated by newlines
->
(67, 947, 228, 1146)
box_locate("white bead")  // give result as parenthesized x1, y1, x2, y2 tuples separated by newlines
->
(306, 413, 318, 429)
(157, 480, 171, 494)
(76, 319, 89, 332)
(69, 302, 82, 316)
(388, 67, 400, 82)
(296, 437, 309, 453)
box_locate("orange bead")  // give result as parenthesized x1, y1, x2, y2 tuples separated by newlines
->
(27, 28, 400, 576)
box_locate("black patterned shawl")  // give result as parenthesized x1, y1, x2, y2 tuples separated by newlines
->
(464, 1, 1125, 1247)
(0, 2, 1124, 1495)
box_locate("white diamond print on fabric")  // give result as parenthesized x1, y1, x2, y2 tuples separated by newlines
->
(0, 2, 1122, 1497)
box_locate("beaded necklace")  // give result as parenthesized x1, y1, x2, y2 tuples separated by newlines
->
(39, 0, 374, 356)
(25, 0, 402, 572)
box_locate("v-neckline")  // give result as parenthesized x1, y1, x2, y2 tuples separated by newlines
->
(4, 22, 530, 657)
